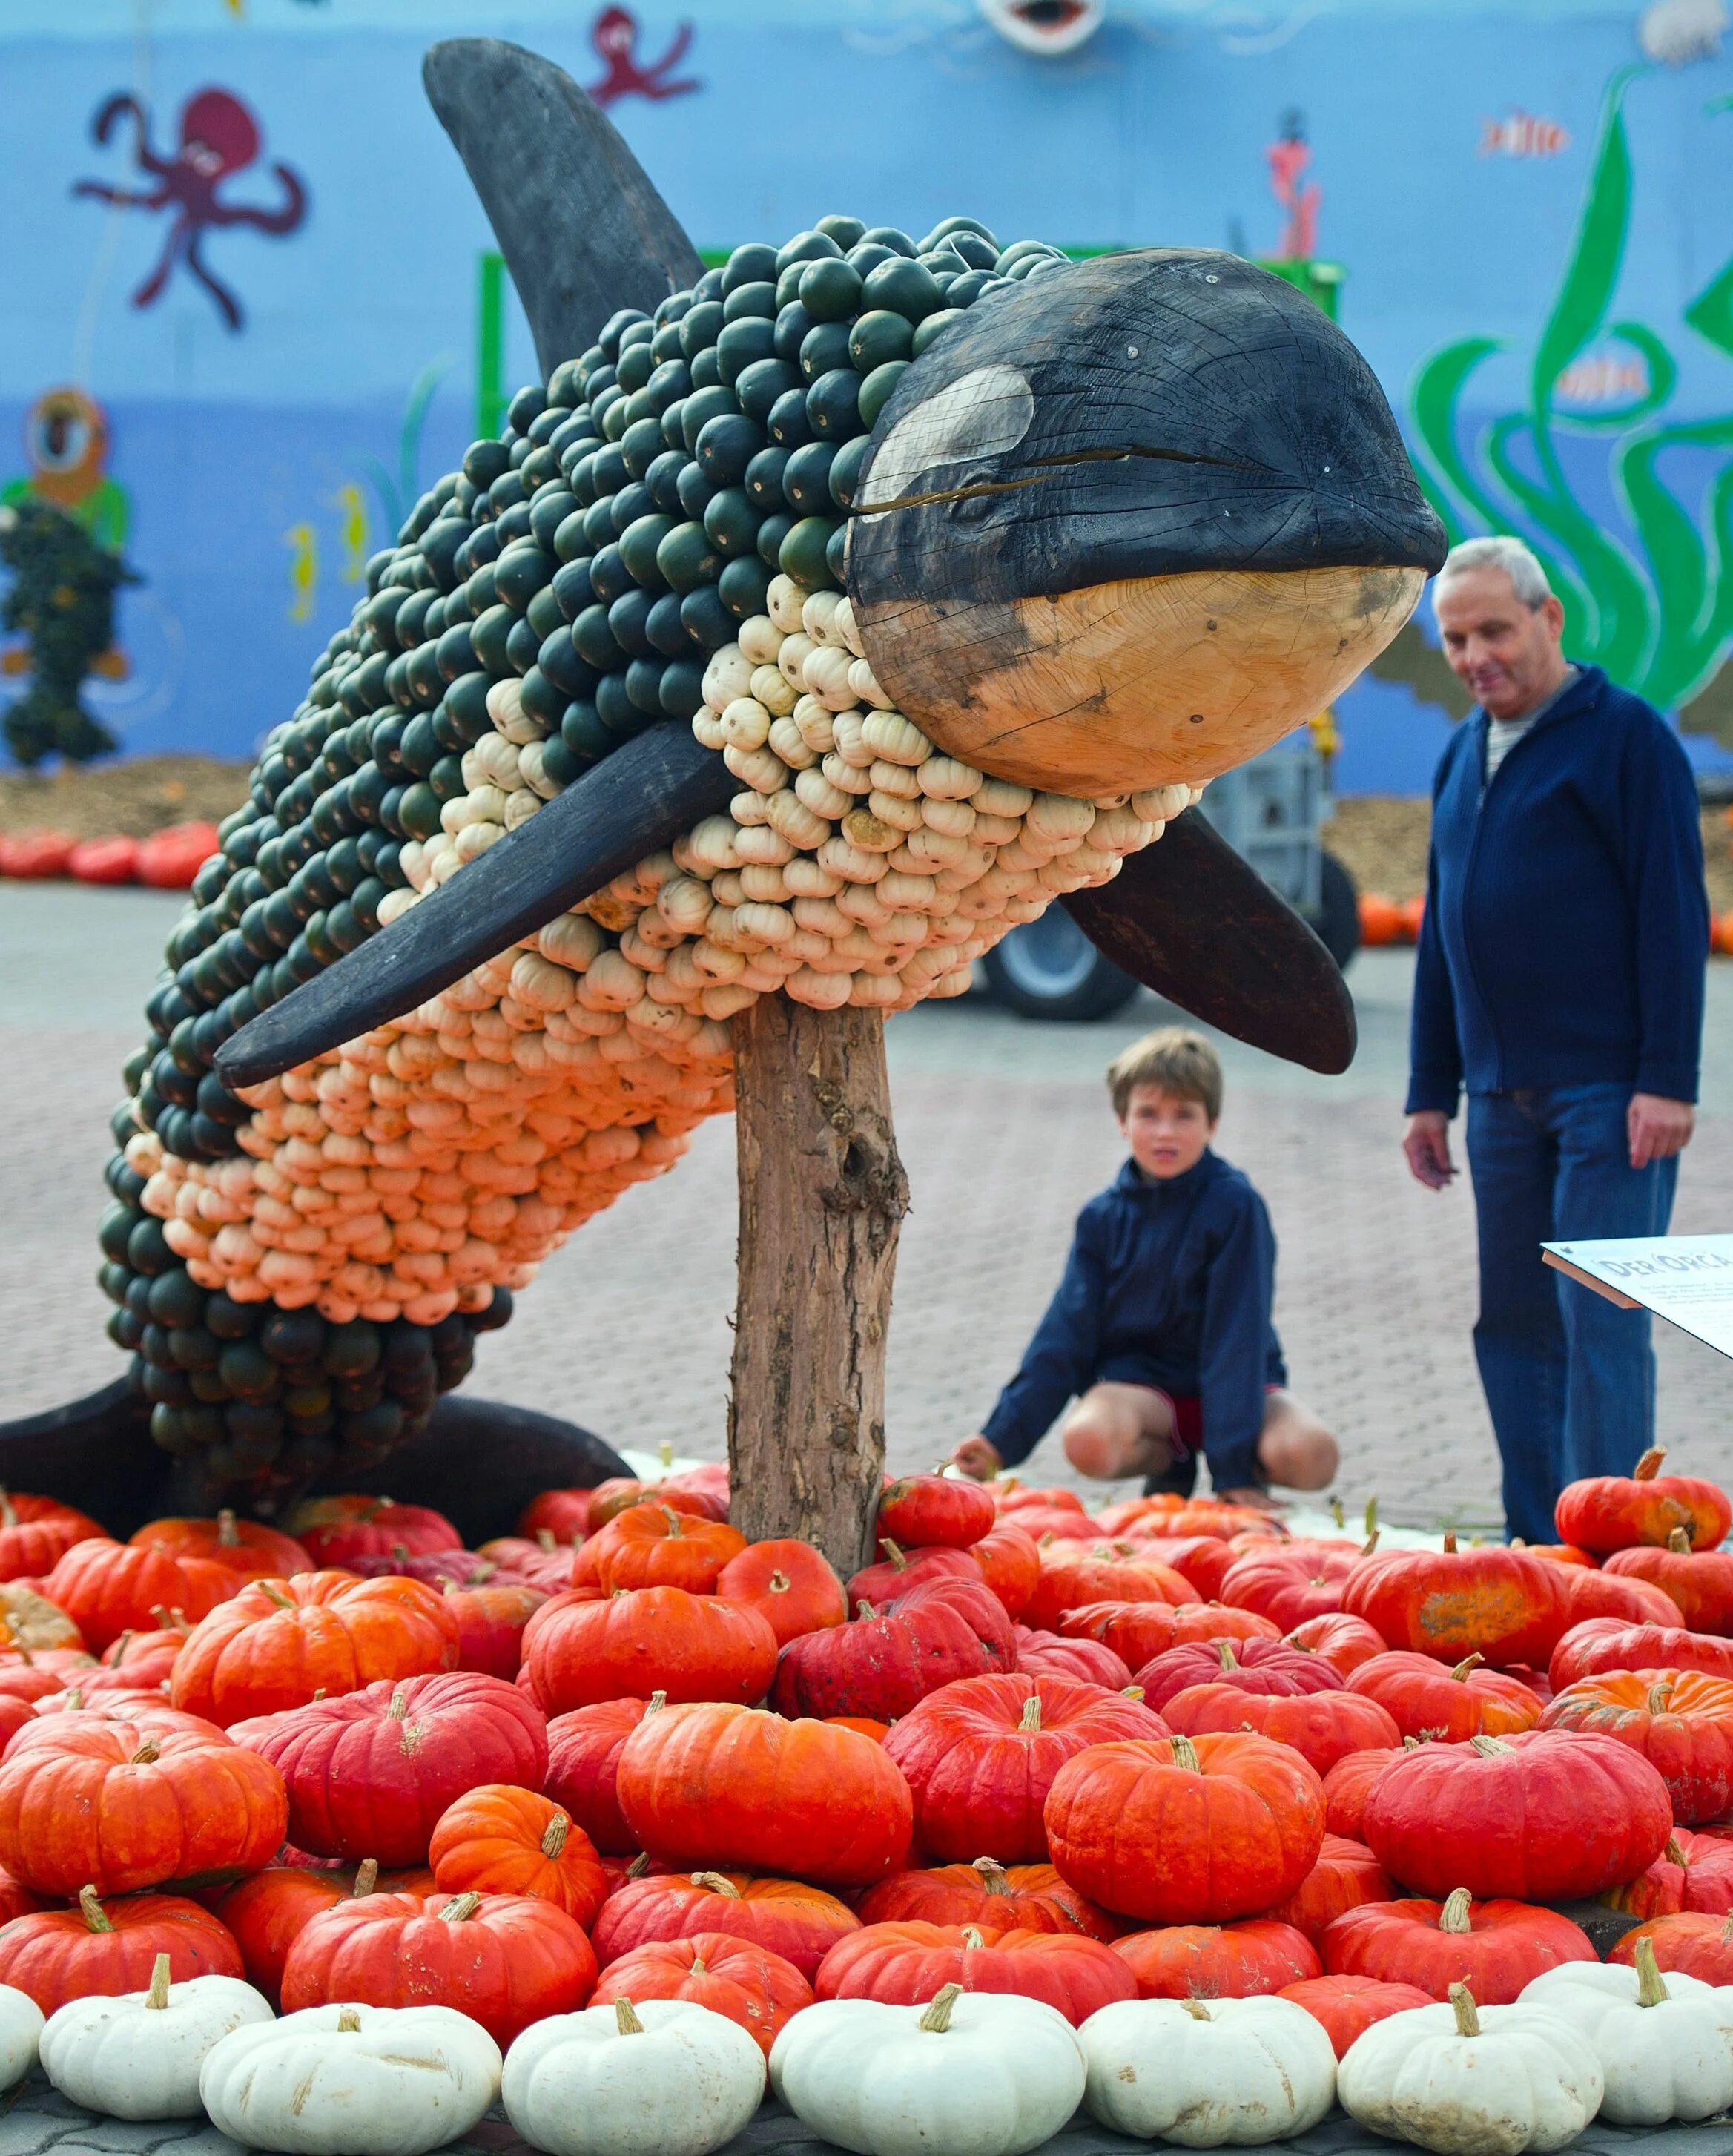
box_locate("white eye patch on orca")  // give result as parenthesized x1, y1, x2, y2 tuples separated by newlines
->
(859, 364, 1036, 512)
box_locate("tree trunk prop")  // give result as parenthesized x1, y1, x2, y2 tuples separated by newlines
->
(727, 997, 909, 1578)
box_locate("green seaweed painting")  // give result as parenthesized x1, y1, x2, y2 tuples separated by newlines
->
(1395, 66, 1733, 743)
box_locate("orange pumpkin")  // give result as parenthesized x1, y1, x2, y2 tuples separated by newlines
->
(429, 1784, 607, 1925)
(716, 1540, 846, 1645)
(0, 1714, 286, 1895)
(814, 1919, 1137, 2025)
(1339, 1537, 1571, 1667)
(170, 1572, 460, 1726)
(525, 1588, 778, 1715)
(1058, 1602, 1279, 1666)
(1556, 1448, 1733, 1555)
(593, 1932, 811, 2054)
(1023, 1548, 1198, 1635)
(1113, 1536, 1237, 1602)
(591, 1869, 859, 1981)
(1605, 1532, 1733, 1634)
(1262, 1834, 1395, 1944)
(0, 1885, 243, 2014)
(1539, 1668, 1733, 1824)
(877, 1474, 996, 1551)
(1114, 1919, 1320, 1999)
(44, 1541, 242, 1653)
(1162, 1684, 1402, 1778)
(1609, 1909, 1733, 1982)
(1321, 1743, 1422, 1840)
(970, 1523, 1042, 1620)
(1604, 1829, 1733, 1920)
(129, 1511, 311, 1582)
(857, 1858, 1115, 1940)
(615, 1701, 912, 1888)
(1347, 1652, 1543, 1742)
(0, 1495, 105, 1583)
(1323, 1888, 1596, 2002)
(1278, 1972, 1435, 2058)
(1043, 1731, 1325, 1924)
(573, 1506, 747, 1597)
(1287, 1613, 1387, 1676)
(1357, 894, 1403, 946)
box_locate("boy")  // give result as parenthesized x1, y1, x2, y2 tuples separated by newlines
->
(952, 1027, 1338, 1505)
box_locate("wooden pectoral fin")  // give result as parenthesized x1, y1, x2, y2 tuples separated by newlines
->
(214, 729, 736, 1091)
(1062, 809, 1358, 1076)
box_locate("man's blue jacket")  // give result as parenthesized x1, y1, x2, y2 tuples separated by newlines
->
(980, 1151, 1285, 1489)
(1406, 665, 1708, 1116)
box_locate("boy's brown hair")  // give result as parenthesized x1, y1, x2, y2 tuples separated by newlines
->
(1106, 1026, 1224, 1122)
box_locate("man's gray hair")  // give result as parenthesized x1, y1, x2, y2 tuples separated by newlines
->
(1434, 535, 1553, 610)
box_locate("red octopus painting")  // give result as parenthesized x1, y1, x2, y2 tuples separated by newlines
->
(586, 7, 699, 108)
(72, 88, 308, 332)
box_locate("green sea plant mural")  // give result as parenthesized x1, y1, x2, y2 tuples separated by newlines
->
(1392, 66, 1733, 744)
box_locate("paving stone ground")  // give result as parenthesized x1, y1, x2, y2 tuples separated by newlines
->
(6, 884, 1733, 1530)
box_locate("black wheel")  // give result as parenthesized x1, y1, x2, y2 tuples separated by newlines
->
(1314, 849, 1360, 972)
(981, 912, 1142, 1021)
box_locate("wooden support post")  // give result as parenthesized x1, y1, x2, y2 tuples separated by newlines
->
(727, 995, 909, 1579)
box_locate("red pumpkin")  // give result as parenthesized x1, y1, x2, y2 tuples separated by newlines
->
(1549, 1617, 1733, 1693)
(814, 1920, 1137, 2025)
(428, 1784, 606, 1925)
(1347, 1652, 1542, 1743)
(1261, 1835, 1395, 1945)
(526, 1587, 778, 1715)
(346, 1549, 499, 1590)
(1006, 1509, 1101, 1543)
(594, 1933, 810, 2054)
(995, 1484, 1088, 1518)
(591, 1869, 859, 1981)
(1132, 1636, 1344, 1714)
(242, 1670, 548, 1865)
(1162, 1685, 1402, 1779)
(286, 1498, 461, 1569)
(0, 1715, 286, 1896)
(1286, 1613, 1387, 1677)
(1609, 1910, 1733, 1982)
(1554, 1564, 1682, 1631)
(1360, 1729, 1671, 1900)
(587, 1477, 727, 1530)
(90, 1621, 188, 1693)
(877, 1474, 995, 1551)
(1123, 1537, 1237, 1603)
(573, 1506, 747, 1597)
(0, 1497, 106, 1583)
(1044, 1732, 1325, 1925)
(857, 1858, 1115, 1941)
(1556, 1448, 1733, 1555)
(1323, 1888, 1595, 2003)
(1058, 1603, 1278, 1667)
(1091, 1495, 1182, 1534)
(0, 1885, 243, 2014)
(544, 1696, 658, 1855)
(1606, 1534, 1733, 1634)
(444, 1583, 548, 1679)
(882, 1672, 1168, 1863)
(281, 1888, 595, 2048)
(770, 1575, 1014, 1722)
(846, 1543, 978, 1611)
(519, 1489, 594, 1543)
(44, 1542, 242, 1654)
(1013, 1627, 1132, 1690)
(208, 1861, 423, 2010)
(1221, 1541, 1374, 1632)
(1278, 1973, 1436, 2059)
(1339, 1537, 1571, 1667)
(718, 1540, 846, 1644)
(129, 1511, 311, 1582)
(0, 1863, 43, 1927)
(0, 1698, 34, 1753)
(171, 1572, 460, 1726)
(615, 1701, 912, 1888)
(1023, 1549, 1198, 1635)
(1321, 1744, 1424, 1841)
(1114, 1919, 1320, 1999)
(1538, 1669, 1733, 1824)
(970, 1524, 1042, 1620)
(1604, 1829, 1733, 1920)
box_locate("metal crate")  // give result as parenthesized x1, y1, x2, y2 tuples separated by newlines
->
(1195, 737, 1328, 913)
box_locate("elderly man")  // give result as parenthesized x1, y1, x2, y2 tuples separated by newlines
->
(1402, 535, 1708, 1543)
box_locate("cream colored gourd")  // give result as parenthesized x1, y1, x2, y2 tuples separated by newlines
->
(1518, 1939, 1733, 2126)
(1338, 1985, 1603, 2156)
(0, 1982, 43, 2090)
(199, 2002, 502, 2155)
(41, 1953, 271, 2119)
(503, 1995, 765, 2156)
(1079, 1994, 1336, 2146)
(769, 1984, 1085, 2156)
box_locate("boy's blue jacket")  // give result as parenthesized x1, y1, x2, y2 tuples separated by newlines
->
(981, 1150, 1284, 1489)
(1407, 665, 1707, 1115)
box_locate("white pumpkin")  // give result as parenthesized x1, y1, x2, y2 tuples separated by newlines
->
(1078, 1994, 1336, 2147)
(1338, 1985, 1604, 2156)
(504, 1995, 765, 2156)
(0, 1982, 43, 2090)
(41, 1952, 271, 2119)
(1519, 1936, 1733, 2126)
(769, 1983, 1084, 2156)
(199, 2002, 502, 2156)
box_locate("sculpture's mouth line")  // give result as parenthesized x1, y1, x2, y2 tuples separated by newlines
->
(861, 441, 1266, 515)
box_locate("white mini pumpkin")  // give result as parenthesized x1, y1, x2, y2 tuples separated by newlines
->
(199, 2001, 502, 2155)
(1338, 1985, 1604, 2156)
(769, 1984, 1084, 2156)
(504, 1995, 765, 2156)
(41, 1952, 271, 2119)
(0, 1981, 43, 2091)
(1519, 1936, 1733, 2126)
(1079, 1994, 1336, 2146)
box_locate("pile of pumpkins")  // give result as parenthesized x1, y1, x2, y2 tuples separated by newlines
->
(0, 1454, 1730, 2152)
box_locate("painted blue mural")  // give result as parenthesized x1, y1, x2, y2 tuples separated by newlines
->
(4, 0, 1733, 792)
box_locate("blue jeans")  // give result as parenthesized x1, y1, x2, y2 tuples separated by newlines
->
(1465, 1084, 1678, 1545)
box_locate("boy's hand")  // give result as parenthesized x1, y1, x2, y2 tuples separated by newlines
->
(951, 1436, 1003, 1481)
(1220, 1485, 1285, 1514)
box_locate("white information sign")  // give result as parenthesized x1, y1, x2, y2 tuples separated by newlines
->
(1543, 1234, 1733, 1360)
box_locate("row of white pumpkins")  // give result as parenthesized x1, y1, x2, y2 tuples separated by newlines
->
(0, 1941, 1730, 2156)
